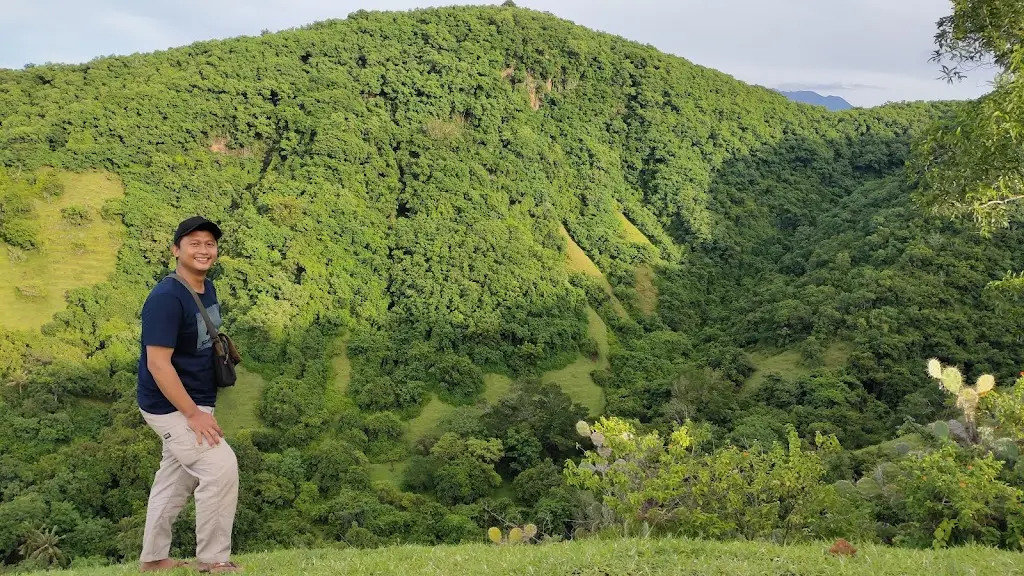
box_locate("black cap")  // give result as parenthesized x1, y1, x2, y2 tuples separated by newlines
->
(173, 216, 222, 245)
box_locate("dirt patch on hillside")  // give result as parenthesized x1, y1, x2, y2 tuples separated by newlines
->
(210, 137, 229, 153)
(502, 66, 551, 111)
(209, 136, 254, 157)
(525, 73, 549, 111)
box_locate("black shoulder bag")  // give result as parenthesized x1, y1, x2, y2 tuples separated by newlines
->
(169, 274, 242, 388)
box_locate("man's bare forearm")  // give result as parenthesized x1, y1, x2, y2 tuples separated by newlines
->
(148, 360, 200, 417)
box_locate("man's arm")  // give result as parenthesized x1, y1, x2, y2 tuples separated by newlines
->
(147, 345, 223, 446)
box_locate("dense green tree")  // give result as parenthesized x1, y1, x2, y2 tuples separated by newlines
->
(482, 379, 589, 473)
(913, 0, 1024, 231)
(422, 433, 503, 506)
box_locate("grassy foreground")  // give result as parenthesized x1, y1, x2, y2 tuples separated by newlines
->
(33, 538, 1024, 576)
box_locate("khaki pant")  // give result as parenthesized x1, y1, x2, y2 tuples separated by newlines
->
(140, 407, 238, 564)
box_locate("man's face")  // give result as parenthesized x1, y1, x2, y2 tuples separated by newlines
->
(172, 230, 218, 273)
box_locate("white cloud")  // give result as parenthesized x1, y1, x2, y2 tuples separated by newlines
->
(776, 83, 885, 92)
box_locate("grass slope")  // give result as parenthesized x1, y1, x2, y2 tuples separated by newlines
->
(615, 213, 659, 317)
(35, 538, 1023, 576)
(368, 461, 409, 486)
(743, 342, 854, 392)
(372, 375, 513, 488)
(331, 339, 352, 395)
(482, 373, 513, 404)
(633, 264, 658, 317)
(404, 375, 513, 444)
(0, 171, 123, 332)
(561, 225, 629, 319)
(214, 367, 267, 438)
(617, 212, 652, 246)
(541, 307, 607, 416)
(405, 394, 456, 442)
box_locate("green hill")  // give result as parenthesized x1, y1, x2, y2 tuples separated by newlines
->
(2, 3, 1024, 570)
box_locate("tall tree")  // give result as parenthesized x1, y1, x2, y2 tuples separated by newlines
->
(912, 0, 1024, 231)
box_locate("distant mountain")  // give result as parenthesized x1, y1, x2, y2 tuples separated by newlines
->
(777, 90, 853, 111)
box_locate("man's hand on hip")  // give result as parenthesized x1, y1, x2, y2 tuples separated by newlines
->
(187, 411, 224, 446)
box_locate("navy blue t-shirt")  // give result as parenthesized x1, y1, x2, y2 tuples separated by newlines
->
(137, 276, 222, 414)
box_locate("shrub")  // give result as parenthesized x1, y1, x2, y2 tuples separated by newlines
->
(430, 354, 484, 404)
(564, 417, 873, 543)
(6, 246, 27, 263)
(350, 375, 425, 412)
(429, 433, 503, 505)
(60, 205, 91, 226)
(423, 116, 466, 141)
(16, 281, 47, 300)
(1, 219, 40, 249)
(41, 179, 65, 200)
(799, 335, 825, 368)
(887, 445, 1024, 549)
(363, 411, 407, 462)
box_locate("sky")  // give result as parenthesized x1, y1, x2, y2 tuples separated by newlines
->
(0, 0, 997, 107)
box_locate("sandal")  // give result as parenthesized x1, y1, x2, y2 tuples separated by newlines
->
(140, 559, 189, 572)
(196, 561, 243, 573)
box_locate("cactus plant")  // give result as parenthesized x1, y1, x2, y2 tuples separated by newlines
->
(926, 359, 997, 441)
(891, 440, 912, 456)
(834, 480, 858, 498)
(873, 462, 899, 486)
(855, 476, 881, 498)
(993, 437, 1020, 462)
(486, 523, 540, 545)
(930, 420, 950, 441)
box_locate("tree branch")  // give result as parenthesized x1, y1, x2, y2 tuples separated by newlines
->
(977, 194, 1024, 209)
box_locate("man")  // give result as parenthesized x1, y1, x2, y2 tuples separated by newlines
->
(137, 216, 241, 573)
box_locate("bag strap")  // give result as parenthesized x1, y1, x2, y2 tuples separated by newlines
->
(168, 273, 221, 342)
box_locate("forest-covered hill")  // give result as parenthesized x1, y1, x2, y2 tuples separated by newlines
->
(2, 4, 1024, 569)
